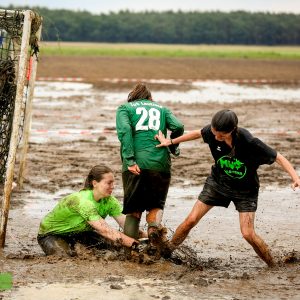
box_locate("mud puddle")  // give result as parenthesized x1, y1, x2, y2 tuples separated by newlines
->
(30, 80, 300, 144)
(99, 80, 300, 104)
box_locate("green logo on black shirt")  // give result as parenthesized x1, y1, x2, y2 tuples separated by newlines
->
(217, 155, 247, 179)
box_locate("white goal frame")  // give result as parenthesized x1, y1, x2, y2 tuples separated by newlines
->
(0, 9, 42, 247)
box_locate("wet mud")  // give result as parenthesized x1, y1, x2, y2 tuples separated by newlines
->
(1, 57, 300, 299)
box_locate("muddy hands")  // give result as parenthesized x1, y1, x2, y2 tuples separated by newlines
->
(129, 226, 175, 263)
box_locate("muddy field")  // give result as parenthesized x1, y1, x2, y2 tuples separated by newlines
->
(1, 56, 300, 299)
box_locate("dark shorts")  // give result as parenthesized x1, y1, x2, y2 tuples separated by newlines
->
(37, 231, 116, 256)
(198, 176, 258, 212)
(122, 169, 171, 214)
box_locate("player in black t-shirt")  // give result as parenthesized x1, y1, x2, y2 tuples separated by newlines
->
(156, 109, 300, 266)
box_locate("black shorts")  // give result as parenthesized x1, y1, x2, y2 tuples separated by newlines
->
(122, 169, 171, 214)
(198, 176, 258, 212)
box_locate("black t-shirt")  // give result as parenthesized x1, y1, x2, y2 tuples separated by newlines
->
(201, 125, 277, 194)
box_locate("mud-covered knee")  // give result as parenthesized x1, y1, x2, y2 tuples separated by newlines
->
(241, 230, 255, 242)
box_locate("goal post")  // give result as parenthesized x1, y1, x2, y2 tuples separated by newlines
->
(18, 23, 42, 188)
(0, 9, 42, 247)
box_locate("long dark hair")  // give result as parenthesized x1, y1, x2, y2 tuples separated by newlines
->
(83, 165, 113, 189)
(127, 82, 152, 102)
(211, 109, 238, 133)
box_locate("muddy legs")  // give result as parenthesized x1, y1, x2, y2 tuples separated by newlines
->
(145, 209, 166, 259)
(146, 208, 163, 234)
(239, 212, 275, 267)
(171, 201, 212, 247)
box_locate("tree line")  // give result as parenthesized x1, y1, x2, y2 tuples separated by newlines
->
(3, 6, 300, 45)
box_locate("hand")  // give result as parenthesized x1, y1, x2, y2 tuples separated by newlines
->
(128, 164, 141, 175)
(291, 179, 300, 190)
(154, 130, 170, 148)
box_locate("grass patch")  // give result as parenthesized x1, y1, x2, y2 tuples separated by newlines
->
(40, 42, 300, 60)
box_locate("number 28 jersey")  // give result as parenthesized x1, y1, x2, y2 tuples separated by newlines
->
(116, 99, 184, 173)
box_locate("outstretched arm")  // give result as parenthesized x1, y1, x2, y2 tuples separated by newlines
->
(155, 129, 201, 147)
(88, 219, 137, 247)
(276, 152, 300, 190)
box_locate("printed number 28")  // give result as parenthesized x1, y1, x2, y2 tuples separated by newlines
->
(136, 107, 161, 130)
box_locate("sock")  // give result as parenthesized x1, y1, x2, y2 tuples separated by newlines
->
(124, 215, 140, 240)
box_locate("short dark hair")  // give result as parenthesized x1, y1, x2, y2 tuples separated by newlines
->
(211, 109, 238, 133)
(83, 165, 113, 189)
(127, 82, 152, 102)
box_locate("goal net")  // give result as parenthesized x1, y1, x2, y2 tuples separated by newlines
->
(0, 9, 42, 247)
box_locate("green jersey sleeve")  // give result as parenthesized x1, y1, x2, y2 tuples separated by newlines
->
(165, 107, 184, 134)
(116, 104, 136, 167)
(165, 108, 184, 155)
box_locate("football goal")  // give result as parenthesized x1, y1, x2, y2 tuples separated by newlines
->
(0, 8, 42, 247)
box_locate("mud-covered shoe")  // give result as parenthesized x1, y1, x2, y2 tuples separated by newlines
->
(147, 226, 170, 259)
(148, 226, 168, 245)
(147, 226, 163, 259)
(146, 243, 158, 256)
(148, 227, 160, 244)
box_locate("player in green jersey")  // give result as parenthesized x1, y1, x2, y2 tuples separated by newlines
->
(37, 165, 140, 257)
(116, 82, 184, 257)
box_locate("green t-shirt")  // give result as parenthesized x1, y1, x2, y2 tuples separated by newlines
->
(38, 189, 122, 236)
(116, 99, 184, 172)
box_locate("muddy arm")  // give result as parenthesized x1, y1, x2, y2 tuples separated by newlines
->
(88, 219, 137, 247)
(276, 152, 300, 190)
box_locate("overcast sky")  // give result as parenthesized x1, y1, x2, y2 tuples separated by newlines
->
(1, 0, 300, 14)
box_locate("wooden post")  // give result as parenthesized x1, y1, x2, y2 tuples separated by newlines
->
(18, 22, 42, 188)
(0, 10, 33, 248)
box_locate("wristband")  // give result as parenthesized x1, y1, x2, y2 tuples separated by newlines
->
(170, 139, 174, 145)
